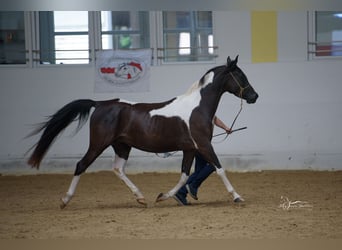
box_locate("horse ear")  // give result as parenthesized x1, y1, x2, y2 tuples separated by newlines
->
(227, 55, 237, 70)
(234, 55, 239, 62)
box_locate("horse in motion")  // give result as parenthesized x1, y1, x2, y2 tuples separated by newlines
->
(27, 56, 258, 208)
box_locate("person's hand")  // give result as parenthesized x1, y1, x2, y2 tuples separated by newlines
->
(225, 128, 232, 134)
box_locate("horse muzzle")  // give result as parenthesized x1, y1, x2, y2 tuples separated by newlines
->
(246, 92, 258, 104)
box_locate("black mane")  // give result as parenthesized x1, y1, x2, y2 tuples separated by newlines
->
(199, 65, 226, 85)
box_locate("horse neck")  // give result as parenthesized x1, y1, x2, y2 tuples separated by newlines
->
(198, 83, 225, 119)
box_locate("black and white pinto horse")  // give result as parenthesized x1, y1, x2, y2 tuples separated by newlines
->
(27, 56, 258, 208)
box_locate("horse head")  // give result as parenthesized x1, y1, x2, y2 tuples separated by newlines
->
(115, 62, 142, 80)
(220, 55, 258, 104)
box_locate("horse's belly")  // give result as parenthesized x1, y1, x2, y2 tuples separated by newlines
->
(121, 111, 197, 152)
(129, 133, 195, 153)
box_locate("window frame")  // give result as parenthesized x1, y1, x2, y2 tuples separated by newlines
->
(99, 11, 150, 51)
(0, 11, 32, 67)
(308, 11, 342, 60)
(35, 11, 92, 66)
(0, 11, 218, 68)
(157, 11, 218, 65)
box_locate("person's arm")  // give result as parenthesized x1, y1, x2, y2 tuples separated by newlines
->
(213, 116, 232, 133)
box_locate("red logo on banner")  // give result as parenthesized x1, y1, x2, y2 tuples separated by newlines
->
(100, 61, 143, 81)
(100, 67, 115, 74)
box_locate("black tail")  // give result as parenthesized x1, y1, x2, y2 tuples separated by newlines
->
(27, 99, 97, 168)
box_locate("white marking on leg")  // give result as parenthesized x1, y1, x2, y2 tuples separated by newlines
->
(61, 175, 80, 205)
(167, 172, 189, 198)
(112, 155, 144, 200)
(216, 167, 243, 201)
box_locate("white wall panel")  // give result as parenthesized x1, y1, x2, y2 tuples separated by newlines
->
(1, 11, 342, 173)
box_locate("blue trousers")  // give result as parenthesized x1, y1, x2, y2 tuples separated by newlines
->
(178, 153, 215, 196)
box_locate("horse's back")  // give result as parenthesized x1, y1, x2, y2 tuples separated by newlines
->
(87, 97, 196, 152)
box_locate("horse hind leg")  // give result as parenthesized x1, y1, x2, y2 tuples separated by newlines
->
(60, 146, 105, 209)
(60, 175, 80, 209)
(112, 153, 146, 206)
(156, 173, 189, 202)
(156, 150, 194, 202)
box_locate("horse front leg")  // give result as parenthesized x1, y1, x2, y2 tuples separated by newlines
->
(200, 145, 243, 203)
(156, 150, 194, 202)
(112, 154, 146, 206)
(215, 167, 244, 202)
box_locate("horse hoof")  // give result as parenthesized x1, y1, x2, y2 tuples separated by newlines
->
(60, 200, 67, 209)
(137, 198, 147, 206)
(234, 197, 244, 203)
(155, 193, 168, 202)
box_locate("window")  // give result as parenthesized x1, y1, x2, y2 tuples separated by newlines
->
(1, 11, 218, 67)
(100, 11, 150, 50)
(310, 11, 342, 57)
(38, 11, 89, 64)
(161, 11, 216, 62)
(0, 11, 26, 64)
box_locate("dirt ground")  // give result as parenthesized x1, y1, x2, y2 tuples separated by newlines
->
(0, 170, 341, 239)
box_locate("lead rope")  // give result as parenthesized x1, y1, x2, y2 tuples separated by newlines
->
(213, 72, 247, 143)
(212, 99, 243, 143)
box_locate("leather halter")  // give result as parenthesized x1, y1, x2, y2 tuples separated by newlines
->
(229, 72, 250, 98)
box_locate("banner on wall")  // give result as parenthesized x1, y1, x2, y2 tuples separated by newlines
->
(95, 49, 151, 93)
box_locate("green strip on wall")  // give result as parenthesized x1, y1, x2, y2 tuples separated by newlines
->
(251, 11, 278, 63)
